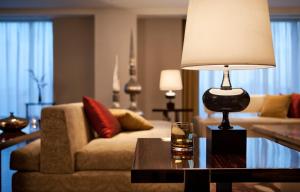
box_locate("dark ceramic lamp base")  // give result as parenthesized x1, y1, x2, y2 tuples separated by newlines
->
(165, 94, 175, 110)
(203, 66, 249, 155)
(202, 66, 250, 130)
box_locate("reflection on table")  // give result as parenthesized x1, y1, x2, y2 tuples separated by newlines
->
(134, 138, 300, 170)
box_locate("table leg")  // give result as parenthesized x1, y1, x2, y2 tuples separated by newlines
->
(184, 170, 209, 192)
(216, 182, 232, 192)
(175, 111, 180, 122)
(162, 111, 171, 121)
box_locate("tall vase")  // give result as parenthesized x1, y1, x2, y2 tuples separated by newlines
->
(38, 87, 42, 103)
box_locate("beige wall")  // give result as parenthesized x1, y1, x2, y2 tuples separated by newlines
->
(94, 9, 137, 108)
(1, 7, 299, 109)
(53, 16, 95, 104)
(138, 18, 183, 119)
(0, 9, 138, 107)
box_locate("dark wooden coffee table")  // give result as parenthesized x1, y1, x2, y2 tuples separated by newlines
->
(131, 138, 300, 192)
(251, 124, 300, 150)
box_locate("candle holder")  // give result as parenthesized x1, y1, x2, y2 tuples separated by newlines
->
(112, 91, 120, 108)
(124, 31, 143, 115)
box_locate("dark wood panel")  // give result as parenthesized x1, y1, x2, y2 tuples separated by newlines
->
(131, 170, 183, 183)
(211, 169, 300, 182)
(0, 131, 40, 150)
(132, 137, 300, 185)
(184, 170, 209, 192)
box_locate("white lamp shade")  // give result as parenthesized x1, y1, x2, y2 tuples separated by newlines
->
(160, 70, 183, 91)
(181, 0, 275, 70)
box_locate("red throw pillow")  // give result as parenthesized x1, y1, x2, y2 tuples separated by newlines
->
(83, 96, 121, 138)
(288, 93, 300, 118)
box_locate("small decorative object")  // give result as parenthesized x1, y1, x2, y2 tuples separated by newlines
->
(112, 55, 121, 108)
(171, 122, 194, 160)
(124, 31, 143, 115)
(0, 112, 29, 133)
(30, 117, 38, 129)
(29, 69, 47, 103)
(159, 70, 183, 110)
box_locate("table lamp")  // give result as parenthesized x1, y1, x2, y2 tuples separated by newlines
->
(181, 0, 275, 130)
(160, 70, 183, 110)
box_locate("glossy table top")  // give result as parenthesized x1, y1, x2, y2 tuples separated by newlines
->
(0, 125, 40, 150)
(133, 138, 300, 170)
(251, 124, 300, 147)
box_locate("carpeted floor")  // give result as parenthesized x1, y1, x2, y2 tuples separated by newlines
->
(210, 183, 280, 192)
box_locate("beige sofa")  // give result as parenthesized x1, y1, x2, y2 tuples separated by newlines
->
(195, 95, 300, 137)
(10, 103, 183, 192)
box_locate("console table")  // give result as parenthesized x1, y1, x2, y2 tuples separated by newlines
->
(25, 102, 54, 119)
(152, 108, 193, 121)
(132, 138, 300, 192)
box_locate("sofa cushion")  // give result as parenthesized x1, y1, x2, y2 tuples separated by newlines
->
(83, 96, 121, 138)
(75, 120, 171, 171)
(260, 95, 291, 118)
(288, 93, 300, 118)
(10, 139, 40, 171)
(110, 109, 153, 131)
(197, 117, 300, 137)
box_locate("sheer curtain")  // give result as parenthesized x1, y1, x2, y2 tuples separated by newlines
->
(0, 21, 53, 117)
(199, 20, 300, 117)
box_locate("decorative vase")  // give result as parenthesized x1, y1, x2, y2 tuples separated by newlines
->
(0, 112, 29, 133)
(124, 31, 143, 115)
(38, 91, 42, 103)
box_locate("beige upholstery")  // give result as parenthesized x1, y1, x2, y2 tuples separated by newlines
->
(197, 116, 300, 136)
(10, 139, 41, 171)
(11, 101, 176, 192)
(198, 95, 300, 137)
(13, 171, 183, 192)
(40, 103, 94, 174)
(76, 121, 171, 171)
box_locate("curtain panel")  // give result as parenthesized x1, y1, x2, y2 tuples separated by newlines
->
(0, 21, 53, 117)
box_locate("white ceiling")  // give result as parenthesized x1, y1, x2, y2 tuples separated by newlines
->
(0, 0, 300, 9)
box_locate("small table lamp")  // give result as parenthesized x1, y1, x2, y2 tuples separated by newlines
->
(160, 70, 183, 110)
(181, 0, 275, 129)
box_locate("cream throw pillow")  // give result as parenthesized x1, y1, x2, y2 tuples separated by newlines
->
(109, 109, 153, 131)
(260, 95, 291, 118)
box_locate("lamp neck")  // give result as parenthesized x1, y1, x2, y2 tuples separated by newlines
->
(221, 65, 232, 90)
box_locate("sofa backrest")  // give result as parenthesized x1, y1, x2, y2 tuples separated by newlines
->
(205, 95, 266, 116)
(40, 103, 93, 174)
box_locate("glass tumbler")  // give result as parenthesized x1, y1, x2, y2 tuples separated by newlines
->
(171, 122, 194, 159)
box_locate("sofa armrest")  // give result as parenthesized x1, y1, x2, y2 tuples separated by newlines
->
(40, 103, 93, 174)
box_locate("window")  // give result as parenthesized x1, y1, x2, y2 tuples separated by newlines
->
(0, 21, 53, 118)
(199, 20, 300, 117)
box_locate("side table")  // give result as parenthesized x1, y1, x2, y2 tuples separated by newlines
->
(25, 102, 54, 119)
(0, 128, 40, 192)
(152, 108, 193, 122)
